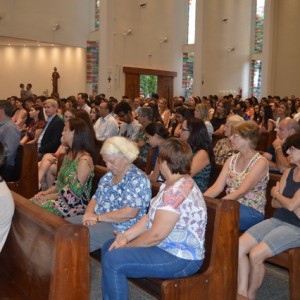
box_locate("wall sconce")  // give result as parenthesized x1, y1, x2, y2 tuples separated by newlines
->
(160, 37, 168, 43)
(123, 29, 132, 36)
(52, 24, 61, 31)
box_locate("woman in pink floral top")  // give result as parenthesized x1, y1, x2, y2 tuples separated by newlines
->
(205, 121, 269, 231)
(101, 138, 207, 300)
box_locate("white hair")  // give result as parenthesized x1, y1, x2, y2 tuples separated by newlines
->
(100, 136, 139, 163)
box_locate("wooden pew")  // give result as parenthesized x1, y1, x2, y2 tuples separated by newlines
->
(0, 191, 90, 300)
(92, 165, 240, 299)
(7, 143, 39, 198)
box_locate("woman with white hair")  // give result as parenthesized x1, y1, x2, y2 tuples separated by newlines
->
(67, 136, 152, 252)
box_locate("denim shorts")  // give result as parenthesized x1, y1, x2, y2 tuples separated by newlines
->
(247, 218, 300, 256)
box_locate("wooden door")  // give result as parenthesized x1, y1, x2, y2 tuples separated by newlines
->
(124, 73, 139, 99)
(157, 76, 174, 106)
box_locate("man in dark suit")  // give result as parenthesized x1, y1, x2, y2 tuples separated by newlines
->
(37, 99, 64, 159)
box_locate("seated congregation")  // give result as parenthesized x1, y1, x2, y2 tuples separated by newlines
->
(1, 92, 300, 299)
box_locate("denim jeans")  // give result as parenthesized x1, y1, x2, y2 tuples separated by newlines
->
(239, 203, 264, 231)
(101, 239, 203, 300)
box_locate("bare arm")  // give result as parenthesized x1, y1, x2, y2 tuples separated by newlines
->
(77, 155, 94, 185)
(190, 150, 210, 177)
(271, 169, 300, 211)
(267, 119, 275, 132)
(109, 214, 149, 249)
(204, 157, 230, 198)
(274, 147, 289, 173)
(83, 200, 139, 226)
(26, 128, 43, 145)
(20, 135, 29, 145)
(126, 210, 179, 248)
(263, 152, 280, 171)
(222, 157, 268, 201)
(15, 110, 27, 127)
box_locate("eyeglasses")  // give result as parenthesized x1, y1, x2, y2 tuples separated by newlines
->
(99, 106, 108, 110)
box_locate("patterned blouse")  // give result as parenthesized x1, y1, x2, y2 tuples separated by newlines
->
(54, 154, 94, 217)
(226, 153, 269, 213)
(148, 176, 207, 260)
(136, 128, 151, 163)
(32, 154, 94, 217)
(26, 119, 46, 142)
(213, 137, 237, 165)
(94, 165, 151, 232)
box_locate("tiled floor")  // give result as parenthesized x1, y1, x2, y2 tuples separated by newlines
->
(90, 258, 289, 299)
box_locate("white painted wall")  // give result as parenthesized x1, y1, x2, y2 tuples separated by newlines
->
(194, 0, 252, 99)
(98, 0, 187, 99)
(0, 0, 91, 47)
(270, 0, 300, 97)
(0, 46, 86, 98)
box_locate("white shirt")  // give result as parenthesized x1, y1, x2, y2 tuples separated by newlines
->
(79, 103, 91, 114)
(94, 113, 119, 141)
(0, 180, 14, 252)
(118, 119, 141, 141)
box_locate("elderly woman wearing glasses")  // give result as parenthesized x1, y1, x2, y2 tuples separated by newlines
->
(204, 121, 269, 231)
(238, 133, 300, 299)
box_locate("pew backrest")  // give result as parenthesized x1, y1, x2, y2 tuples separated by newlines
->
(7, 143, 38, 198)
(0, 192, 90, 300)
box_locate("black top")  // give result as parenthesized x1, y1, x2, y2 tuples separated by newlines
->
(274, 167, 300, 227)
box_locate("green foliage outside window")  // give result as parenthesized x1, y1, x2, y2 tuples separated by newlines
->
(140, 75, 157, 98)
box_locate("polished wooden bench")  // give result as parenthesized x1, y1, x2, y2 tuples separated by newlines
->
(0, 191, 90, 300)
(91, 165, 240, 299)
(7, 143, 39, 198)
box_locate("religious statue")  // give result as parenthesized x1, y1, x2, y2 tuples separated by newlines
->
(51, 67, 60, 98)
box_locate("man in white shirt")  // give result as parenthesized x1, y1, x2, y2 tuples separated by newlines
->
(115, 100, 141, 141)
(133, 97, 142, 115)
(94, 99, 119, 141)
(77, 93, 91, 113)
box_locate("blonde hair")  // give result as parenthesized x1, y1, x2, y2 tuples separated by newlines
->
(44, 99, 58, 109)
(232, 121, 260, 149)
(101, 136, 139, 162)
(195, 103, 209, 120)
(227, 114, 244, 125)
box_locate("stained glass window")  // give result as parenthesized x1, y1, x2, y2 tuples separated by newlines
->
(254, 0, 265, 53)
(86, 41, 99, 95)
(250, 60, 262, 98)
(95, 0, 100, 30)
(182, 52, 195, 98)
(188, 0, 196, 44)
